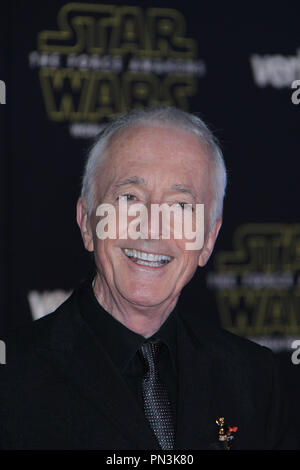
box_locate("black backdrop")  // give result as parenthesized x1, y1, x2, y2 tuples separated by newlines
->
(1, 1, 300, 447)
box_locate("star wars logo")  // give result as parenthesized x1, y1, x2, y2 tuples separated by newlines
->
(207, 224, 300, 351)
(28, 3, 206, 137)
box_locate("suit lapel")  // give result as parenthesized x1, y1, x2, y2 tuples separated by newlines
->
(35, 296, 160, 450)
(175, 312, 218, 450)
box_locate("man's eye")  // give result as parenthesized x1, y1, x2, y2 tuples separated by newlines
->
(117, 194, 137, 201)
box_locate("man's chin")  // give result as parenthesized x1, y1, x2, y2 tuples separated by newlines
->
(119, 290, 171, 309)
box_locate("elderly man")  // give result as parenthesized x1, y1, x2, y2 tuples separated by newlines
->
(0, 106, 295, 450)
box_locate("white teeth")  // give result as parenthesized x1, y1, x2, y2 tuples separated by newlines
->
(123, 248, 171, 264)
(135, 259, 165, 267)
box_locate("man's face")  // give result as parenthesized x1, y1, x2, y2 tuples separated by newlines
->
(78, 125, 221, 309)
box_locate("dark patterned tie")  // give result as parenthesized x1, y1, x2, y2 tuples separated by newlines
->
(140, 339, 174, 450)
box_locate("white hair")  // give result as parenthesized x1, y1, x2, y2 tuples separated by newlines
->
(81, 106, 227, 229)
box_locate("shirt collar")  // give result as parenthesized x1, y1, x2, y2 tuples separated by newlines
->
(77, 276, 177, 374)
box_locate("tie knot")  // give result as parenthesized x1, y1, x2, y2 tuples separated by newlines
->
(140, 339, 162, 377)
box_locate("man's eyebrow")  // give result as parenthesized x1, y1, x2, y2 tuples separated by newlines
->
(112, 179, 196, 199)
(170, 184, 196, 200)
(113, 176, 145, 189)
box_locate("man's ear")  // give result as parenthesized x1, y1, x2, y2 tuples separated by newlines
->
(198, 217, 222, 267)
(76, 198, 94, 252)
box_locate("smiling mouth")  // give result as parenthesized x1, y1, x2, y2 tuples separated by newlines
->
(123, 248, 172, 268)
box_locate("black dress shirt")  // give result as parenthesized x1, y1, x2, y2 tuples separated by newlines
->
(77, 276, 178, 434)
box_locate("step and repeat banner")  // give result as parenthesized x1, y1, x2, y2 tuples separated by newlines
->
(1, 0, 300, 444)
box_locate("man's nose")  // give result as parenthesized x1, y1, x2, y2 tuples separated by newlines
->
(139, 201, 163, 240)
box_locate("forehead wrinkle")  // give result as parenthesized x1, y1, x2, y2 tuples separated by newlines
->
(113, 176, 146, 189)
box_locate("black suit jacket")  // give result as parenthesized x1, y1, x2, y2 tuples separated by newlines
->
(0, 281, 296, 450)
